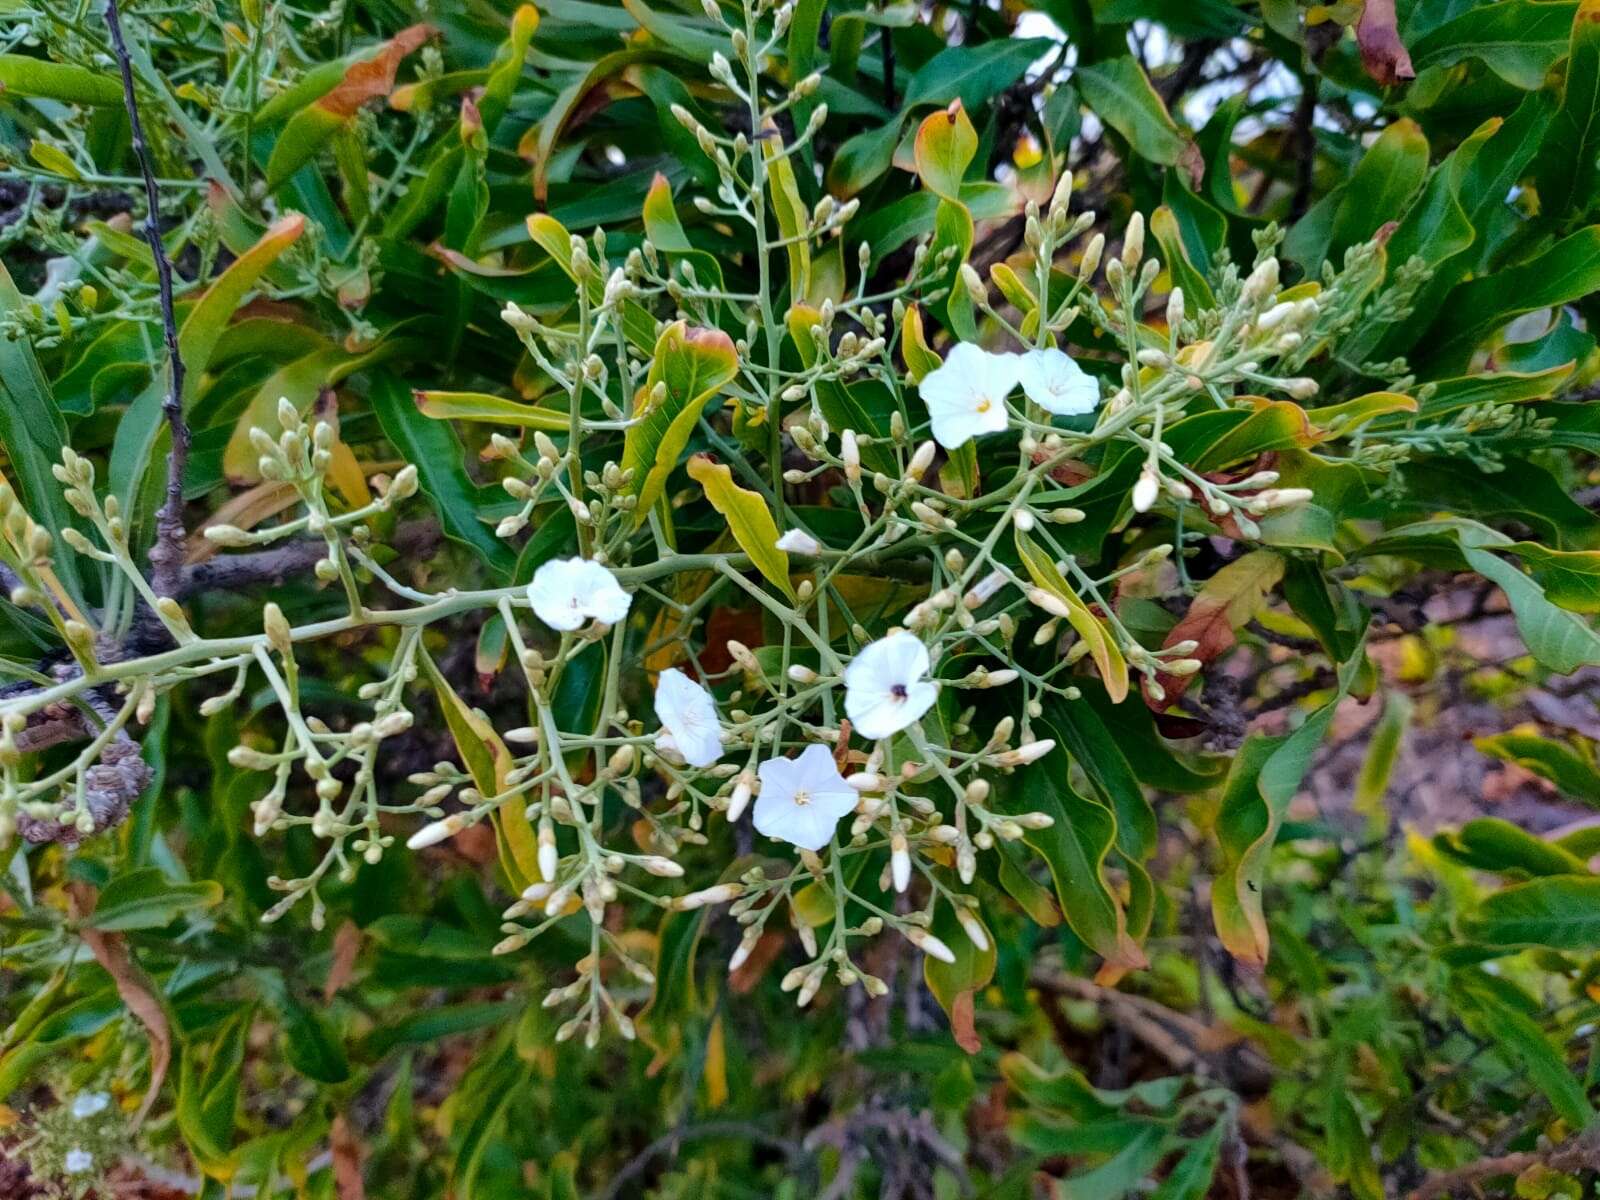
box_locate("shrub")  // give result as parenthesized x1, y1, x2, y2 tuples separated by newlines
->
(4, 0, 1600, 1196)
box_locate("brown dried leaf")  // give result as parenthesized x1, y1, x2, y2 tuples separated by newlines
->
(324, 920, 361, 1003)
(68, 883, 171, 1129)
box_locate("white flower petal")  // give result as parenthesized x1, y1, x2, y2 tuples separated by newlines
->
(655, 668, 723, 768)
(844, 633, 938, 739)
(65, 1149, 93, 1174)
(775, 529, 822, 555)
(1018, 347, 1100, 416)
(753, 745, 857, 851)
(918, 345, 1021, 449)
(526, 557, 632, 631)
(70, 1092, 110, 1121)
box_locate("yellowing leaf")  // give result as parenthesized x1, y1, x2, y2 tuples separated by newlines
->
(685, 455, 794, 599)
(413, 390, 571, 430)
(28, 141, 81, 180)
(761, 120, 811, 300)
(914, 100, 978, 202)
(901, 303, 942, 383)
(419, 651, 542, 890)
(1015, 531, 1130, 702)
(622, 321, 739, 522)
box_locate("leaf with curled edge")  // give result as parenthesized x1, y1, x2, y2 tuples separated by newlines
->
(622, 321, 739, 522)
(923, 899, 996, 1053)
(1016, 530, 1129, 703)
(1213, 633, 1368, 965)
(419, 650, 543, 892)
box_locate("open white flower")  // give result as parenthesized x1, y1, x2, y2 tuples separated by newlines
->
(526, 557, 632, 632)
(70, 1092, 110, 1121)
(918, 342, 1021, 449)
(775, 529, 822, 555)
(65, 1148, 93, 1174)
(844, 631, 938, 739)
(654, 668, 723, 768)
(754, 744, 859, 851)
(1017, 347, 1100, 416)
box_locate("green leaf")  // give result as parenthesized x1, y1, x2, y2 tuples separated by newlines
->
(1534, 0, 1600, 223)
(1506, 544, 1600, 612)
(1435, 817, 1591, 877)
(1058, 1121, 1171, 1200)
(1074, 56, 1193, 167)
(369, 370, 517, 577)
(1461, 875, 1600, 949)
(761, 120, 812, 301)
(922, 899, 996, 1051)
(110, 215, 306, 534)
(412, 390, 570, 430)
(264, 25, 434, 190)
(1410, 1, 1578, 89)
(1008, 731, 1144, 970)
(621, 320, 739, 520)
(525, 212, 659, 351)
(1328, 118, 1430, 265)
(1425, 226, 1600, 368)
(88, 868, 223, 932)
(903, 38, 1055, 110)
(1354, 691, 1411, 824)
(1454, 975, 1595, 1128)
(0, 260, 87, 603)
(1151, 1120, 1224, 1200)
(1473, 729, 1600, 804)
(1213, 637, 1367, 964)
(177, 1007, 252, 1178)
(0, 54, 125, 104)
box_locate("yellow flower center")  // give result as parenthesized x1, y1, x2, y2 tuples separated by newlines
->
(792, 789, 811, 807)
(975, 396, 992, 413)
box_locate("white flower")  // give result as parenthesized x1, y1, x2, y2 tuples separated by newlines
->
(754, 744, 859, 851)
(526, 557, 632, 632)
(844, 632, 938, 739)
(918, 342, 1021, 449)
(64, 1148, 93, 1174)
(1017, 348, 1100, 416)
(774, 529, 822, 555)
(654, 668, 723, 768)
(70, 1092, 110, 1120)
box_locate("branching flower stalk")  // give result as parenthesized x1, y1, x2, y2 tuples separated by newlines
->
(0, 0, 1460, 1050)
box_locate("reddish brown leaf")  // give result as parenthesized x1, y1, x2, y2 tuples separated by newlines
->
(950, 989, 981, 1055)
(68, 884, 171, 1129)
(1356, 0, 1416, 87)
(331, 1115, 366, 1200)
(1145, 550, 1285, 709)
(324, 920, 361, 1003)
(320, 24, 436, 118)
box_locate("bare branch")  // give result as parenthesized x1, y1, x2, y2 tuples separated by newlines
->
(104, 0, 190, 598)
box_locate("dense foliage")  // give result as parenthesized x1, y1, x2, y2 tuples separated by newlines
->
(6, 0, 1600, 1196)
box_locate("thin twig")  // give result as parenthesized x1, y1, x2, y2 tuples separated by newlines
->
(1409, 1125, 1600, 1200)
(104, 0, 189, 598)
